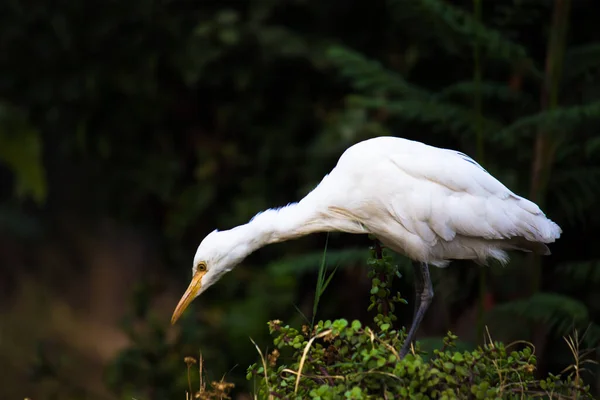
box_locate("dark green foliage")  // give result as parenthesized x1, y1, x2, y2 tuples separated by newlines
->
(388, 0, 537, 76)
(562, 44, 600, 83)
(326, 47, 428, 98)
(489, 293, 596, 339)
(324, 4, 600, 382)
(434, 81, 531, 104)
(347, 95, 502, 135)
(557, 260, 600, 287)
(247, 251, 592, 399)
(365, 244, 407, 326)
(1, 0, 600, 398)
(551, 168, 600, 226)
(105, 268, 299, 399)
(497, 101, 600, 138)
(105, 285, 206, 399)
(267, 248, 369, 277)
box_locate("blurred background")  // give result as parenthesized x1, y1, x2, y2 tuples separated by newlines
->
(1, 0, 600, 398)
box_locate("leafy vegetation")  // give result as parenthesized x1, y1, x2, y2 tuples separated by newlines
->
(246, 247, 593, 399)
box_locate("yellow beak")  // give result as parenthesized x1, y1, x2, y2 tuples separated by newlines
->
(171, 271, 205, 324)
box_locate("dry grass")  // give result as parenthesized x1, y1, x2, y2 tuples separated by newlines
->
(483, 325, 597, 399)
(249, 338, 273, 400)
(561, 327, 598, 400)
(184, 352, 235, 400)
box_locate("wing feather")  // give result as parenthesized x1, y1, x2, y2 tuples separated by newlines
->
(385, 147, 560, 244)
(329, 137, 561, 265)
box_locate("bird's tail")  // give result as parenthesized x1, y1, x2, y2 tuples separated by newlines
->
(511, 196, 562, 244)
(503, 237, 551, 255)
(517, 213, 562, 245)
(502, 209, 561, 255)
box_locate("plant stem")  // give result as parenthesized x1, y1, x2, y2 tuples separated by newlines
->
(374, 240, 383, 259)
(529, 0, 571, 376)
(473, 0, 484, 163)
(374, 240, 389, 317)
(529, 0, 571, 293)
(472, 0, 486, 342)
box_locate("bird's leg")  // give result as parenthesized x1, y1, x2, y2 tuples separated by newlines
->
(411, 261, 425, 318)
(400, 262, 434, 359)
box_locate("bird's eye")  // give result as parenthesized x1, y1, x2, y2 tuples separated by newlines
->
(197, 262, 207, 272)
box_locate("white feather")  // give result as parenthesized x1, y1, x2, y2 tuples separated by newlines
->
(191, 136, 561, 291)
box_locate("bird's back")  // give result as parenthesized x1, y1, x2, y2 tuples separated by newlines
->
(307, 136, 561, 267)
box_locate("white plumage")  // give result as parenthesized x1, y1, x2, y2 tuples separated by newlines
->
(171, 136, 561, 357)
(309, 136, 560, 266)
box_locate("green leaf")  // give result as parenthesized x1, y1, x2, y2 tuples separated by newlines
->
(313, 234, 331, 325)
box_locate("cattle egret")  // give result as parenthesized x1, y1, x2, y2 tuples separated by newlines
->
(171, 136, 561, 358)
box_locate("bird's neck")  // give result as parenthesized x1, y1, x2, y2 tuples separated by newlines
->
(217, 201, 329, 263)
(218, 173, 368, 263)
(245, 201, 325, 247)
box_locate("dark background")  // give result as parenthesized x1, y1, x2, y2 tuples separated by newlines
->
(1, 0, 600, 398)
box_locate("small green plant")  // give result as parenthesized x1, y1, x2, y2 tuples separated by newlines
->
(247, 244, 593, 399)
(366, 240, 407, 331)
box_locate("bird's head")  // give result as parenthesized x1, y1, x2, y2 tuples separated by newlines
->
(170, 228, 252, 324)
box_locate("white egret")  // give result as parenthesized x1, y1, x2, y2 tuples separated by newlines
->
(171, 136, 561, 358)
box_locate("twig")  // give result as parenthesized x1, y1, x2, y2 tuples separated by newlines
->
(294, 329, 332, 395)
(249, 337, 274, 400)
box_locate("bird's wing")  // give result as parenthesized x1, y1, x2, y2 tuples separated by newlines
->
(389, 148, 514, 199)
(383, 147, 558, 244)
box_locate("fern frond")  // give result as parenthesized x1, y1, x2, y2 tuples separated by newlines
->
(584, 134, 600, 158)
(388, 0, 539, 76)
(578, 323, 600, 348)
(556, 260, 600, 287)
(549, 167, 600, 226)
(551, 167, 600, 188)
(489, 293, 590, 337)
(434, 81, 532, 105)
(553, 187, 598, 227)
(562, 43, 600, 82)
(498, 101, 600, 138)
(326, 46, 430, 99)
(346, 95, 502, 135)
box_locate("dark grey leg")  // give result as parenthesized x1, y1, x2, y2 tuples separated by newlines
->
(400, 262, 434, 359)
(412, 261, 425, 318)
